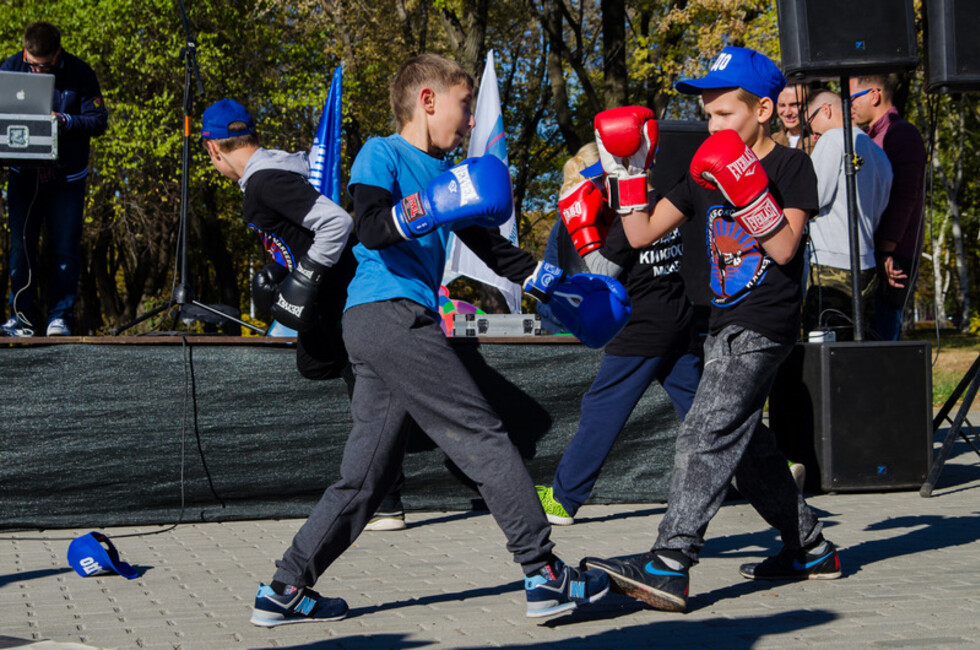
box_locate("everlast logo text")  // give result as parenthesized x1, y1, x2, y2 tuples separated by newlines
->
(401, 193, 426, 223)
(275, 295, 304, 318)
(562, 202, 584, 222)
(740, 199, 782, 234)
(726, 148, 757, 181)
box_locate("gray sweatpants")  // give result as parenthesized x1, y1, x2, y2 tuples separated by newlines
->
(654, 325, 823, 563)
(273, 299, 555, 587)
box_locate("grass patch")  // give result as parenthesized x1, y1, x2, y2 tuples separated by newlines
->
(908, 330, 980, 405)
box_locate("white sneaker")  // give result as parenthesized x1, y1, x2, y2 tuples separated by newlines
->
(789, 462, 806, 492)
(46, 318, 71, 336)
(363, 512, 406, 531)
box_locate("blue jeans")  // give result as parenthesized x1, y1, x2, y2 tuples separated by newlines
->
(6, 170, 86, 326)
(654, 326, 823, 563)
(552, 351, 702, 516)
(871, 293, 903, 341)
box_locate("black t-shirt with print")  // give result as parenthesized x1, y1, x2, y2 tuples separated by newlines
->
(600, 216, 693, 357)
(665, 144, 818, 343)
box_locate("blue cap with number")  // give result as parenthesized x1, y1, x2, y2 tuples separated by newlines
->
(675, 46, 786, 102)
(67, 532, 139, 579)
(199, 98, 255, 142)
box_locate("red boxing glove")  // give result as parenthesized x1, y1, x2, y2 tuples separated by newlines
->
(689, 130, 785, 238)
(558, 179, 606, 256)
(594, 106, 658, 214)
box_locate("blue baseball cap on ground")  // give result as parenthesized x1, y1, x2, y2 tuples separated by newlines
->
(67, 532, 139, 579)
(200, 98, 255, 141)
(675, 46, 786, 102)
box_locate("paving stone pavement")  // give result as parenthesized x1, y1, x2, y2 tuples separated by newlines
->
(2, 435, 979, 649)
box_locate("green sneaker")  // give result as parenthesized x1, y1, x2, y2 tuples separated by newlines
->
(536, 485, 574, 526)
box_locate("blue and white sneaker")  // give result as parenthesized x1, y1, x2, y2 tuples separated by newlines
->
(525, 558, 609, 618)
(1, 316, 34, 337)
(581, 551, 689, 612)
(250, 583, 349, 627)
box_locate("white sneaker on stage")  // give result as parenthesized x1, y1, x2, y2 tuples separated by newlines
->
(46, 318, 71, 336)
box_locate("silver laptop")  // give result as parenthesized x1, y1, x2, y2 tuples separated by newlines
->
(0, 71, 55, 114)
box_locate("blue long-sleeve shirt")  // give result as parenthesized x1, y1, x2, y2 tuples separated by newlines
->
(1, 49, 108, 181)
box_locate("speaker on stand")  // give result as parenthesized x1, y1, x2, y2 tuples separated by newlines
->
(920, 0, 980, 493)
(776, 0, 918, 82)
(776, 0, 918, 341)
(925, 0, 980, 94)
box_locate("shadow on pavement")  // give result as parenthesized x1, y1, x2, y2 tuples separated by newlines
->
(0, 567, 74, 588)
(575, 505, 667, 525)
(346, 581, 521, 618)
(263, 609, 837, 649)
(529, 609, 834, 648)
(255, 634, 432, 649)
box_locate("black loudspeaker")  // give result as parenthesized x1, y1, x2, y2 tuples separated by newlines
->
(769, 341, 932, 492)
(654, 121, 712, 328)
(926, 0, 980, 93)
(776, 0, 918, 81)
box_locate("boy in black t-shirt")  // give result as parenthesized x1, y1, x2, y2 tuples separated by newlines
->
(536, 142, 702, 526)
(582, 47, 842, 613)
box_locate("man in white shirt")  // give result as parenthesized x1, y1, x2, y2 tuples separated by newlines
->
(803, 90, 893, 340)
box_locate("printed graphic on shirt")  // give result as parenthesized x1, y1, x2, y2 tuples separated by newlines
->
(638, 227, 683, 279)
(248, 223, 294, 270)
(707, 205, 770, 306)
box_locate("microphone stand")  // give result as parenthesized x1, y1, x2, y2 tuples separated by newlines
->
(112, 0, 263, 335)
(840, 74, 864, 341)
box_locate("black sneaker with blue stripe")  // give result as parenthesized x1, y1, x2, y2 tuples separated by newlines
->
(581, 551, 689, 612)
(739, 541, 841, 580)
(524, 558, 610, 618)
(250, 583, 349, 627)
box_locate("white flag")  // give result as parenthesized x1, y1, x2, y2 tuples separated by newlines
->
(443, 50, 523, 314)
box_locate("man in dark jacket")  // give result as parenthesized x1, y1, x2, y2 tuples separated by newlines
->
(1, 21, 108, 337)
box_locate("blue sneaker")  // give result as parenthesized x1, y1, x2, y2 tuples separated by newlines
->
(250, 583, 349, 627)
(525, 558, 609, 618)
(581, 552, 689, 612)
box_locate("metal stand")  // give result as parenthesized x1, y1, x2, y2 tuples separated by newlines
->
(920, 352, 980, 497)
(839, 74, 865, 341)
(112, 0, 263, 336)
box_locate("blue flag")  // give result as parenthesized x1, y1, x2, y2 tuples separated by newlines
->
(309, 66, 343, 204)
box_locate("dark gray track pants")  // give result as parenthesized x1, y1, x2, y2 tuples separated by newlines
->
(274, 299, 554, 587)
(654, 325, 824, 563)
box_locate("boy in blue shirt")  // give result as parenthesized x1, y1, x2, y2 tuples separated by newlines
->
(250, 53, 629, 627)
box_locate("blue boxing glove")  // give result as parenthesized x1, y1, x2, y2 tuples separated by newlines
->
(391, 155, 513, 239)
(523, 262, 631, 348)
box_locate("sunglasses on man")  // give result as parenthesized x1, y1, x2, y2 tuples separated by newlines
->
(22, 49, 59, 73)
(848, 88, 875, 102)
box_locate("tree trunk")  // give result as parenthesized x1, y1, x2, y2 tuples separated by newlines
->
(601, 0, 628, 109)
(543, 0, 581, 154)
(929, 214, 948, 327)
(439, 0, 489, 76)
